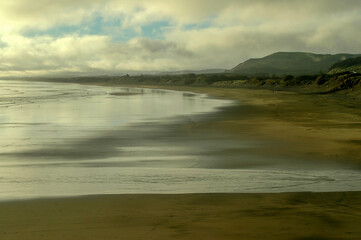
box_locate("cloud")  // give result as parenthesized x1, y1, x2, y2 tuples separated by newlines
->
(0, 0, 360, 76)
(1, 0, 359, 32)
(0, 34, 195, 76)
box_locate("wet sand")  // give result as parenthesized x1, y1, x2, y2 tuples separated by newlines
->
(121, 85, 361, 167)
(1, 83, 360, 239)
(1, 192, 361, 240)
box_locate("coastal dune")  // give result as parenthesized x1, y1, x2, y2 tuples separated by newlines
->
(1, 192, 361, 240)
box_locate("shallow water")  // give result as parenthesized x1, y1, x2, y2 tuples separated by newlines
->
(0, 80, 360, 200)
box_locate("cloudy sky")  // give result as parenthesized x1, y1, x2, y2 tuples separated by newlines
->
(0, 0, 360, 77)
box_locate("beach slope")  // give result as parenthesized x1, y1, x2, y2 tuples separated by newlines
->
(1, 192, 361, 240)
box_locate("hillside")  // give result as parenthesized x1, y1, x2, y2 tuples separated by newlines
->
(231, 52, 360, 76)
(158, 69, 226, 75)
(328, 56, 361, 74)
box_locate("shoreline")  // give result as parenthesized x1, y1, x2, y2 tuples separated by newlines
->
(76, 81, 361, 167)
(1, 80, 360, 239)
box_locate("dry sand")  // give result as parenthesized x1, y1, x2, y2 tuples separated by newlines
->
(1, 84, 360, 239)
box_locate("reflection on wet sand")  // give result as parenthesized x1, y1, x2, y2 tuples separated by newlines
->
(0, 80, 360, 200)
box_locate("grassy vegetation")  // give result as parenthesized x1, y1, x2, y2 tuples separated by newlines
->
(39, 71, 361, 96)
(328, 56, 361, 74)
(34, 53, 361, 96)
(330, 56, 361, 70)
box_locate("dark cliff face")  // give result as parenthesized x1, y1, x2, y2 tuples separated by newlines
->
(231, 52, 360, 76)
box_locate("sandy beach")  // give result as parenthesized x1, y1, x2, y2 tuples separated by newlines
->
(1, 0, 361, 239)
(1, 192, 361, 240)
(192, 87, 361, 167)
(1, 84, 360, 239)
(87, 83, 361, 167)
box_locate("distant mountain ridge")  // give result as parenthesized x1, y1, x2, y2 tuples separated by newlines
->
(231, 52, 361, 76)
(158, 69, 226, 75)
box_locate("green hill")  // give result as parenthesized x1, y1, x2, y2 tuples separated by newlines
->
(328, 56, 361, 74)
(231, 52, 360, 76)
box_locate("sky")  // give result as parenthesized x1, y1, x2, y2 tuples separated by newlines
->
(0, 0, 360, 77)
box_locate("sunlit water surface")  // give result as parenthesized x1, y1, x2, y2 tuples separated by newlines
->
(0, 80, 360, 200)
